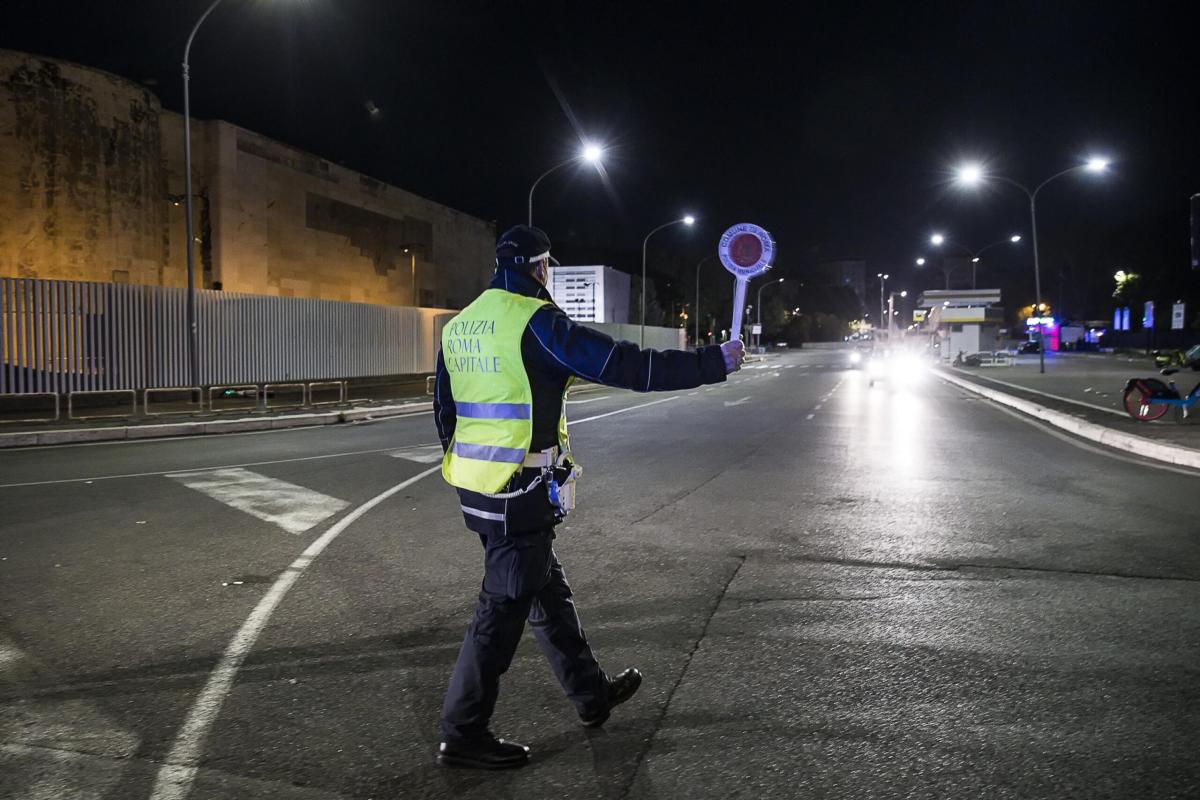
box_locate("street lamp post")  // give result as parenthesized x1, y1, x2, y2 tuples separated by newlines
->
(887, 290, 907, 339)
(527, 143, 603, 227)
(929, 233, 1023, 289)
(640, 215, 695, 347)
(755, 277, 785, 350)
(694, 254, 717, 347)
(876, 272, 889, 341)
(955, 157, 1110, 373)
(181, 0, 227, 389)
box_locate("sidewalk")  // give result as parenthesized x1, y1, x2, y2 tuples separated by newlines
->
(940, 351, 1200, 469)
(0, 389, 433, 449)
(0, 380, 615, 449)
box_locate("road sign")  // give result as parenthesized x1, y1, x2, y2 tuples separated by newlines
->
(751, 324, 762, 335)
(719, 223, 775, 342)
(1172, 302, 1186, 330)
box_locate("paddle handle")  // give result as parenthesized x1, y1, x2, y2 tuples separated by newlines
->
(730, 278, 748, 341)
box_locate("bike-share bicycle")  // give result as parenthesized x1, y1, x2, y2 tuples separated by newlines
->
(1123, 346, 1200, 422)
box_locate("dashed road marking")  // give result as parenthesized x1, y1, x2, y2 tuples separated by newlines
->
(167, 468, 349, 535)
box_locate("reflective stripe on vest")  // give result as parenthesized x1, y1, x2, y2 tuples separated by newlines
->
(441, 289, 551, 494)
(456, 401, 531, 420)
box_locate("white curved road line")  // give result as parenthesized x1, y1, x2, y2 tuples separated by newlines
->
(148, 465, 441, 800)
(147, 391, 689, 800)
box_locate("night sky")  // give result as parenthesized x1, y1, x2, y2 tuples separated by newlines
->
(5, 0, 1198, 324)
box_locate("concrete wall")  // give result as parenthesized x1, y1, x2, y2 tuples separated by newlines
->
(0, 50, 167, 285)
(164, 118, 495, 308)
(1, 49, 495, 310)
(582, 322, 686, 351)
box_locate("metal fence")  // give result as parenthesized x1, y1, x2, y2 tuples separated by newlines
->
(0, 278, 453, 394)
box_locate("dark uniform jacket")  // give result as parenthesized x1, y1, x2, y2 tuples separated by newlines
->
(434, 267, 728, 535)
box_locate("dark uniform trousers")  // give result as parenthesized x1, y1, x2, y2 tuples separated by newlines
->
(439, 482, 607, 742)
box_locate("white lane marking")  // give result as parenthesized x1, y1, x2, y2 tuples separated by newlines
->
(687, 392, 698, 396)
(806, 413, 815, 420)
(386, 444, 444, 464)
(0, 641, 22, 669)
(167, 468, 349, 535)
(949, 369, 1124, 417)
(1, 634, 141, 796)
(0, 446, 407, 489)
(565, 395, 613, 405)
(569, 396, 678, 425)
(150, 391, 697, 800)
(148, 466, 441, 800)
(814, 404, 823, 411)
(723, 397, 752, 407)
(983, 400, 1200, 479)
(783, 364, 796, 369)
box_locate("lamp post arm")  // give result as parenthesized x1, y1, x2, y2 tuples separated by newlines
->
(184, 0, 226, 67)
(940, 238, 974, 259)
(974, 238, 1015, 259)
(527, 159, 573, 227)
(640, 219, 684, 347)
(1031, 166, 1083, 201)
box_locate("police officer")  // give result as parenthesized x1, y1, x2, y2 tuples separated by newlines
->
(433, 225, 744, 769)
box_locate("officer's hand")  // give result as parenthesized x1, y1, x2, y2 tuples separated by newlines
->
(721, 340, 746, 374)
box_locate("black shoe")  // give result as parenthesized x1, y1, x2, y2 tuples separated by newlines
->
(580, 667, 642, 728)
(436, 736, 530, 769)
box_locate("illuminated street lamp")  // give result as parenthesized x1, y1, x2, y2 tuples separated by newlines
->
(915, 257, 926, 266)
(954, 156, 1111, 372)
(528, 142, 605, 226)
(640, 215, 696, 347)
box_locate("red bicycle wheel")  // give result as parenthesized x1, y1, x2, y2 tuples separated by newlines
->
(1123, 385, 1170, 421)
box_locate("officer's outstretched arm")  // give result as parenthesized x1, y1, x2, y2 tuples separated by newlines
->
(525, 306, 728, 392)
(432, 350, 457, 452)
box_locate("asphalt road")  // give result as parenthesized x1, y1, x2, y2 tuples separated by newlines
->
(2, 350, 1199, 800)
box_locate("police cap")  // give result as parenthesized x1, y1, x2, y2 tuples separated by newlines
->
(495, 225, 551, 267)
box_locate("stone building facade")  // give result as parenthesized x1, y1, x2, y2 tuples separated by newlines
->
(1, 49, 494, 309)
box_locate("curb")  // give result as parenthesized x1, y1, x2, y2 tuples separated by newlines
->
(936, 368, 1200, 470)
(0, 402, 432, 449)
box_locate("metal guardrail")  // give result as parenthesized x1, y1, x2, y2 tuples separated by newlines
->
(307, 381, 348, 407)
(144, 387, 204, 417)
(208, 385, 261, 413)
(263, 383, 307, 411)
(0, 392, 60, 424)
(977, 351, 1014, 367)
(68, 389, 137, 420)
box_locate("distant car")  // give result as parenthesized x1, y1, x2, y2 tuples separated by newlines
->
(1017, 340, 1041, 354)
(848, 345, 872, 368)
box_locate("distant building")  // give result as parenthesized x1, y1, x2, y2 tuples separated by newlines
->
(0, 49, 493, 309)
(915, 288, 1005, 359)
(547, 265, 630, 323)
(817, 259, 867, 310)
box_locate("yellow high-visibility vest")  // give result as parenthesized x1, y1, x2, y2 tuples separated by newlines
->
(440, 289, 571, 494)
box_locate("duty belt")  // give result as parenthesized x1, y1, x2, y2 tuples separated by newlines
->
(522, 447, 558, 468)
